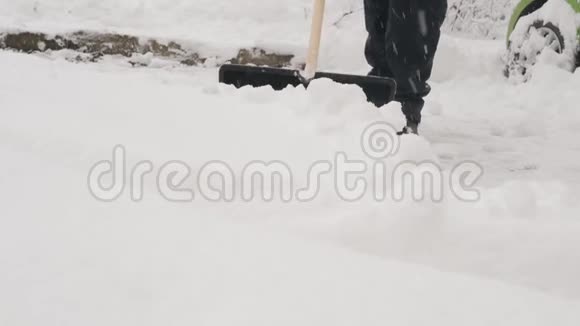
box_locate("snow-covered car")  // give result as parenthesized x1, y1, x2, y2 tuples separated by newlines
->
(505, 0, 580, 80)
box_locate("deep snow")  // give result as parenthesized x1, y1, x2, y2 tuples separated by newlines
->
(1, 49, 580, 325)
(1, 0, 580, 325)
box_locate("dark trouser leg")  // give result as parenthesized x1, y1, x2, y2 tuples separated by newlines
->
(364, 0, 391, 78)
(384, 0, 447, 99)
(364, 0, 447, 132)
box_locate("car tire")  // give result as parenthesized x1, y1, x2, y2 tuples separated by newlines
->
(505, 20, 575, 82)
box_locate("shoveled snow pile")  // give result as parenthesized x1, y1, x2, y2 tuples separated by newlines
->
(1, 0, 580, 325)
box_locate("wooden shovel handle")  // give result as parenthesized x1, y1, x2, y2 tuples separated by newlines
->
(304, 0, 325, 80)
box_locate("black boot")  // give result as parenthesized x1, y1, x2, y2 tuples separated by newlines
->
(397, 99, 424, 135)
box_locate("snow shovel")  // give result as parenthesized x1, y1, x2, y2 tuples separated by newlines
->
(218, 0, 397, 106)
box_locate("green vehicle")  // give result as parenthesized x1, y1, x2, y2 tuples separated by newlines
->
(505, 0, 580, 80)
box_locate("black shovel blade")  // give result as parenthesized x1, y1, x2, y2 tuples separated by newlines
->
(219, 64, 397, 105)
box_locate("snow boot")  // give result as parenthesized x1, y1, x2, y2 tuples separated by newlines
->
(397, 100, 423, 135)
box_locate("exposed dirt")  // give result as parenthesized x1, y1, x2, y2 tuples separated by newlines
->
(0, 31, 295, 67)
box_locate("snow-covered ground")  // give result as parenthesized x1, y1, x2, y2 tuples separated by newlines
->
(1, 1, 580, 325)
(0, 0, 520, 59)
(0, 0, 520, 40)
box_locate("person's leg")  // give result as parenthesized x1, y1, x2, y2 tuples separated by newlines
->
(364, 0, 396, 107)
(364, 0, 392, 78)
(385, 0, 447, 134)
(399, 99, 424, 134)
(385, 0, 446, 96)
